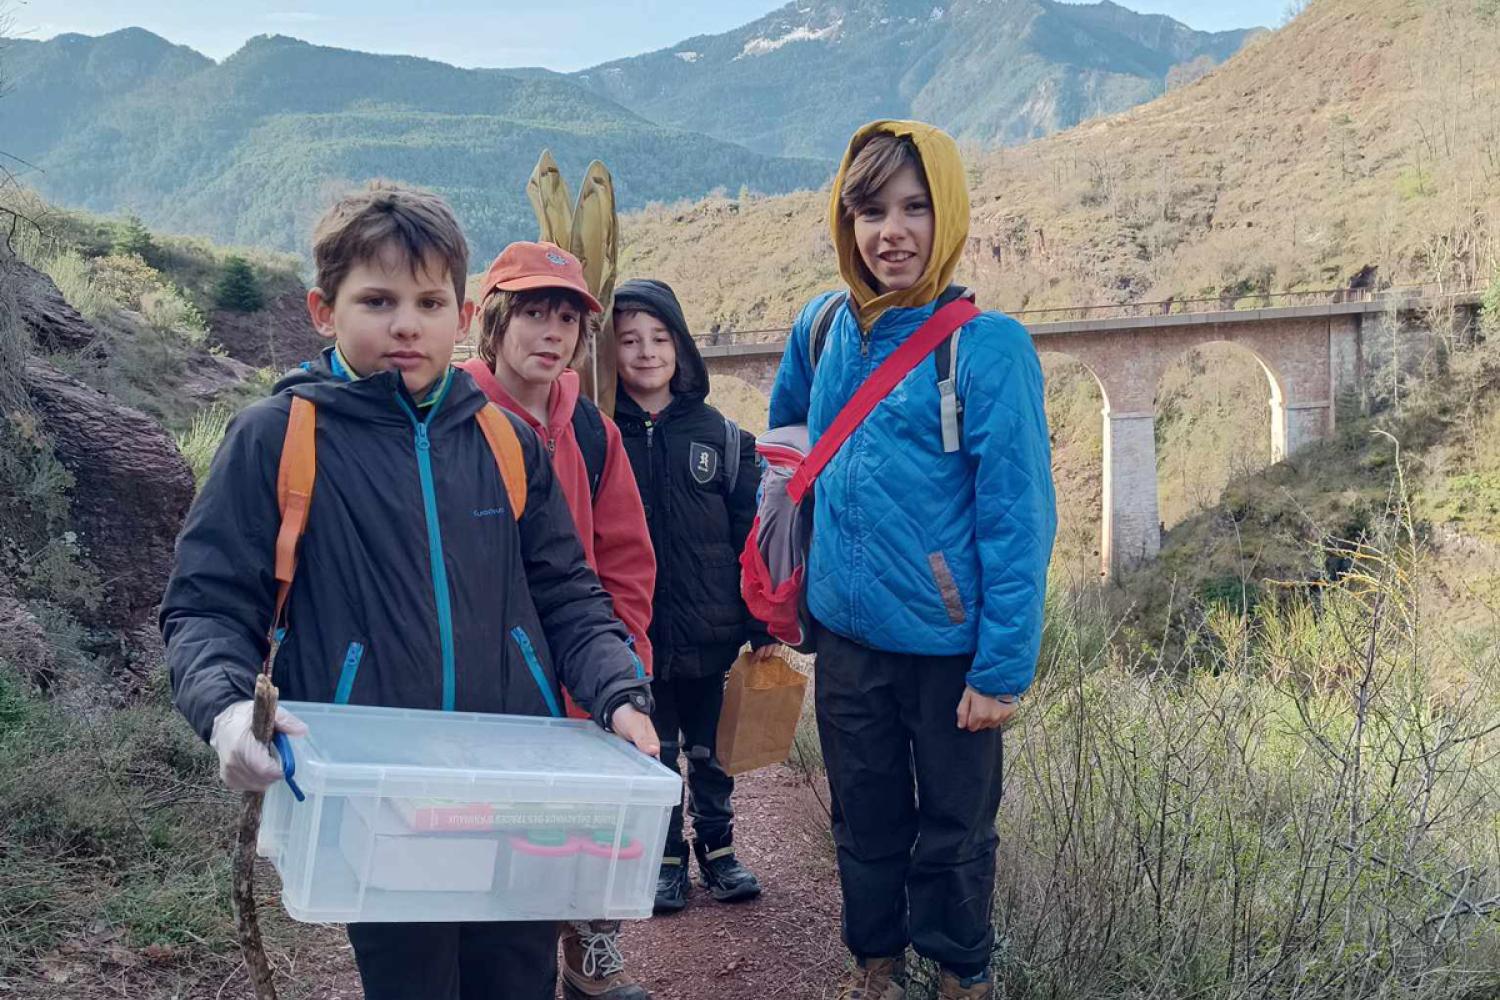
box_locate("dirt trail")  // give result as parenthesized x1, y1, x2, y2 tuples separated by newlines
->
(621, 766, 844, 1000)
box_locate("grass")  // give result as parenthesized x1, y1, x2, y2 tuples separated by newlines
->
(0, 669, 236, 972)
(174, 406, 231, 489)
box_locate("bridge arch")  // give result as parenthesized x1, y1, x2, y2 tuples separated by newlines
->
(1154, 341, 1284, 532)
(1038, 351, 1108, 581)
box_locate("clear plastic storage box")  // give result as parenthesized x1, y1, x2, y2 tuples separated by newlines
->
(257, 702, 681, 923)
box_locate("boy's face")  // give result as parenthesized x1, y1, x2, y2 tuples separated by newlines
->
(307, 246, 473, 397)
(496, 295, 584, 387)
(851, 163, 934, 294)
(615, 311, 677, 397)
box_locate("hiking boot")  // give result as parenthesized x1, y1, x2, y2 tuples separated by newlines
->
(654, 853, 690, 913)
(560, 921, 651, 1000)
(836, 956, 906, 1000)
(693, 840, 762, 902)
(936, 968, 993, 1000)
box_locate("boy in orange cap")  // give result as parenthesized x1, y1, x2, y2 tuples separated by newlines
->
(458, 242, 656, 1000)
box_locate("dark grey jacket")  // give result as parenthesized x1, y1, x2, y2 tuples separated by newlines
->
(163, 352, 648, 741)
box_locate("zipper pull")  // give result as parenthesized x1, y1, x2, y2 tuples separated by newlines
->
(645, 419, 655, 448)
(860, 331, 869, 358)
(414, 423, 430, 452)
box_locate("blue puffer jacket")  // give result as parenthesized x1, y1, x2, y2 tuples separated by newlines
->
(768, 292, 1057, 696)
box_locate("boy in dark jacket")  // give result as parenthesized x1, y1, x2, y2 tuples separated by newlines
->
(162, 182, 658, 1000)
(612, 278, 773, 913)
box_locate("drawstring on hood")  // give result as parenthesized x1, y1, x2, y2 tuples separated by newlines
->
(829, 120, 971, 331)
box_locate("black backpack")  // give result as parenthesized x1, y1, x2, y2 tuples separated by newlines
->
(571, 397, 609, 500)
(808, 284, 975, 453)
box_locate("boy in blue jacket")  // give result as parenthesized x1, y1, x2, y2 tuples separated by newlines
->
(161, 182, 658, 1000)
(768, 122, 1056, 1000)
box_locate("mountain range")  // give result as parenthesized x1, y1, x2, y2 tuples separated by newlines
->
(573, 0, 1261, 158)
(0, 29, 827, 260)
(0, 1, 1259, 260)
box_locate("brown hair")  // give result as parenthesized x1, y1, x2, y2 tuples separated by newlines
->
(476, 288, 591, 368)
(312, 181, 469, 305)
(839, 134, 928, 215)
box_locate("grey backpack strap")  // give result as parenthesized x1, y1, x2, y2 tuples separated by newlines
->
(723, 418, 742, 494)
(932, 285, 976, 454)
(807, 292, 848, 370)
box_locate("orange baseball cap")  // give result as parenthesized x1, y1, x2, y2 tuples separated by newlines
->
(477, 241, 603, 313)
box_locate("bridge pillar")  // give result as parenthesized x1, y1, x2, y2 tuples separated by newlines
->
(1284, 402, 1330, 455)
(1328, 314, 1363, 428)
(1101, 410, 1161, 575)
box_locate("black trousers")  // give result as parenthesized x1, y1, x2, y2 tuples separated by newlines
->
(813, 623, 1005, 976)
(346, 920, 558, 999)
(651, 669, 736, 855)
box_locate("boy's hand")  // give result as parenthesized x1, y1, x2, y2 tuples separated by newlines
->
(610, 704, 661, 757)
(749, 643, 790, 663)
(956, 687, 1018, 732)
(210, 699, 309, 792)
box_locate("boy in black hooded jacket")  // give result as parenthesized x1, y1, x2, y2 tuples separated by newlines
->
(612, 278, 774, 912)
(162, 183, 658, 1000)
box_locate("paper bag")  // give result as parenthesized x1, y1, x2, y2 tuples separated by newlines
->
(716, 652, 808, 776)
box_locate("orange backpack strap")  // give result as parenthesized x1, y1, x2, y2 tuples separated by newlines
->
(474, 404, 528, 521)
(268, 396, 316, 667)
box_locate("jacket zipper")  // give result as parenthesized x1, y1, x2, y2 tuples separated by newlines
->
(511, 626, 561, 717)
(397, 390, 458, 712)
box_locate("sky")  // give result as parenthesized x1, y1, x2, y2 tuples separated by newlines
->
(9, 1, 1289, 72)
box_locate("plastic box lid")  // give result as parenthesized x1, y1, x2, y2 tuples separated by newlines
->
(277, 701, 680, 805)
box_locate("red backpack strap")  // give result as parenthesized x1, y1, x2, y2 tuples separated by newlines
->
(786, 297, 980, 503)
(269, 396, 317, 671)
(474, 404, 528, 521)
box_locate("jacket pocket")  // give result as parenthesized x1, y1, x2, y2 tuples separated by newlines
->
(510, 627, 562, 718)
(927, 552, 968, 625)
(333, 640, 365, 705)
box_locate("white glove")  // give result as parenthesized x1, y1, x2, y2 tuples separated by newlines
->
(209, 699, 309, 792)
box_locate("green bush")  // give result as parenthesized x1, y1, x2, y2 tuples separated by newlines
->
(89, 252, 165, 309)
(141, 287, 207, 347)
(213, 254, 264, 313)
(110, 214, 155, 260)
(989, 537, 1500, 999)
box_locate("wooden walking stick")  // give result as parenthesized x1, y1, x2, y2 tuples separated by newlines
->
(232, 395, 316, 1000)
(233, 674, 283, 999)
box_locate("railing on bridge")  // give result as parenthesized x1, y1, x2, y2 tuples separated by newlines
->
(690, 285, 1476, 349)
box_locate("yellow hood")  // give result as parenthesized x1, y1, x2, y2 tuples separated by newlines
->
(829, 119, 971, 330)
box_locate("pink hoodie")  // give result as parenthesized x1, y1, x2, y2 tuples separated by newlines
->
(458, 360, 656, 713)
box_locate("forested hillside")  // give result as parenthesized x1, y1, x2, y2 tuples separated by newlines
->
(0, 31, 830, 262)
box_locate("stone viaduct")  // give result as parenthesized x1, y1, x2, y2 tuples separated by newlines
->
(698, 292, 1479, 576)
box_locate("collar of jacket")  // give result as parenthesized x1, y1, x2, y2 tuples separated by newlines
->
(613, 388, 696, 430)
(276, 347, 484, 429)
(455, 358, 579, 440)
(858, 295, 949, 342)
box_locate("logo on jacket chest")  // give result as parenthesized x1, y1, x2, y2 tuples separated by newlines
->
(689, 442, 718, 484)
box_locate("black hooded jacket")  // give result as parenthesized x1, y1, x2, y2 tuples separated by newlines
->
(162, 351, 648, 741)
(613, 279, 766, 680)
